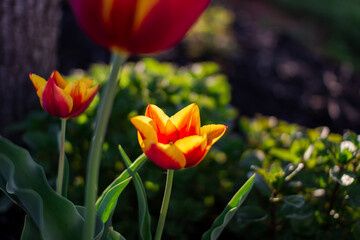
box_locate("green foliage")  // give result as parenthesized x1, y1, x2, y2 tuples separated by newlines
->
(97, 177, 132, 223)
(12, 59, 238, 239)
(202, 174, 255, 240)
(0, 137, 103, 240)
(119, 146, 152, 240)
(10, 58, 360, 239)
(239, 115, 360, 239)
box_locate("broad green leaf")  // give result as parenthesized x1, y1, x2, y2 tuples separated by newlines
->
(119, 145, 152, 240)
(202, 174, 256, 240)
(21, 215, 44, 240)
(0, 193, 12, 212)
(97, 177, 132, 223)
(0, 136, 87, 240)
(270, 148, 300, 163)
(96, 153, 147, 209)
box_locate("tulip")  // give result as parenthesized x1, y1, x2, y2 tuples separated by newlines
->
(69, 0, 210, 54)
(30, 71, 99, 119)
(131, 103, 227, 169)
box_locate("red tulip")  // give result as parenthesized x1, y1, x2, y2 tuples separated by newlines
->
(131, 104, 227, 169)
(30, 71, 99, 119)
(69, 0, 210, 54)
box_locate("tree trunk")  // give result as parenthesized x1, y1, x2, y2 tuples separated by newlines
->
(0, 0, 61, 137)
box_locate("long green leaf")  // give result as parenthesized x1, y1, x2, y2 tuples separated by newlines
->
(21, 215, 44, 240)
(0, 136, 92, 240)
(97, 177, 132, 223)
(96, 153, 147, 209)
(119, 145, 152, 240)
(107, 227, 126, 240)
(202, 174, 256, 240)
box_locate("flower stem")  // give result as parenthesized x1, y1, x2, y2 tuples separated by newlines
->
(82, 53, 127, 240)
(56, 118, 67, 196)
(154, 169, 174, 240)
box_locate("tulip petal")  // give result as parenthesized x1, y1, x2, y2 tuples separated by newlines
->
(42, 77, 73, 118)
(201, 124, 227, 147)
(130, 116, 158, 143)
(51, 71, 69, 89)
(67, 84, 99, 118)
(163, 119, 179, 144)
(174, 135, 207, 168)
(145, 104, 172, 141)
(142, 139, 186, 169)
(129, 0, 210, 53)
(133, 0, 160, 30)
(78, 77, 94, 88)
(170, 103, 200, 138)
(102, 0, 115, 23)
(29, 73, 47, 92)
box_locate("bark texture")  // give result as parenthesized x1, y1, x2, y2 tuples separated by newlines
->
(0, 0, 61, 136)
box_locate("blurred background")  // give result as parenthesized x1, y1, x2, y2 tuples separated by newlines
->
(1, 0, 360, 239)
(57, 0, 360, 134)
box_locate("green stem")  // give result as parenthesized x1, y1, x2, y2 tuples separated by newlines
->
(82, 53, 127, 240)
(154, 169, 174, 240)
(56, 118, 67, 195)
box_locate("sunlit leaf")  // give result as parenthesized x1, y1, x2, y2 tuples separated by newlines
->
(96, 153, 147, 209)
(202, 174, 255, 240)
(119, 145, 152, 240)
(97, 177, 132, 223)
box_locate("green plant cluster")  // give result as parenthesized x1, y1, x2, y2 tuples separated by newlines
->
(7, 59, 239, 239)
(5, 59, 360, 239)
(238, 115, 360, 239)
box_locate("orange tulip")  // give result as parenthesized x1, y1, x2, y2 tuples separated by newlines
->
(29, 71, 99, 119)
(69, 0, 210, 54)
(131, 104, 227, 169)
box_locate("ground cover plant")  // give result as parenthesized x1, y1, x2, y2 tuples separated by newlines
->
(3, 59, 359, 239)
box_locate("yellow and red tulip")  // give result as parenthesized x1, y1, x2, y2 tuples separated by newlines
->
(69, 0, 210, 54)
(29, 71, 99, 119)
(131, 104, 227, 169)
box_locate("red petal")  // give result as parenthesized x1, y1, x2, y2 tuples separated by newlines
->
(67, 84, 99, 118)
(143, 140, 186, 169)
(174, 135, 207, 168)
(42, 77, 73, 118)
(128, 0, 210, 53)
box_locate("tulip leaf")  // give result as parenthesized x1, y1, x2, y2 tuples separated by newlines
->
(97, 177, 132, 223)
(0, 136, 89, 240)
(21, 215, 44, 240)
(96, 153, 147, 209)
(202, 174, 256, 240)
(119, 145, 152, 240)
(107, 227, 126, 240)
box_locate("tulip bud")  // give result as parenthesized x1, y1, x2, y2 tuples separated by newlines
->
(30, 71, 99, 119)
